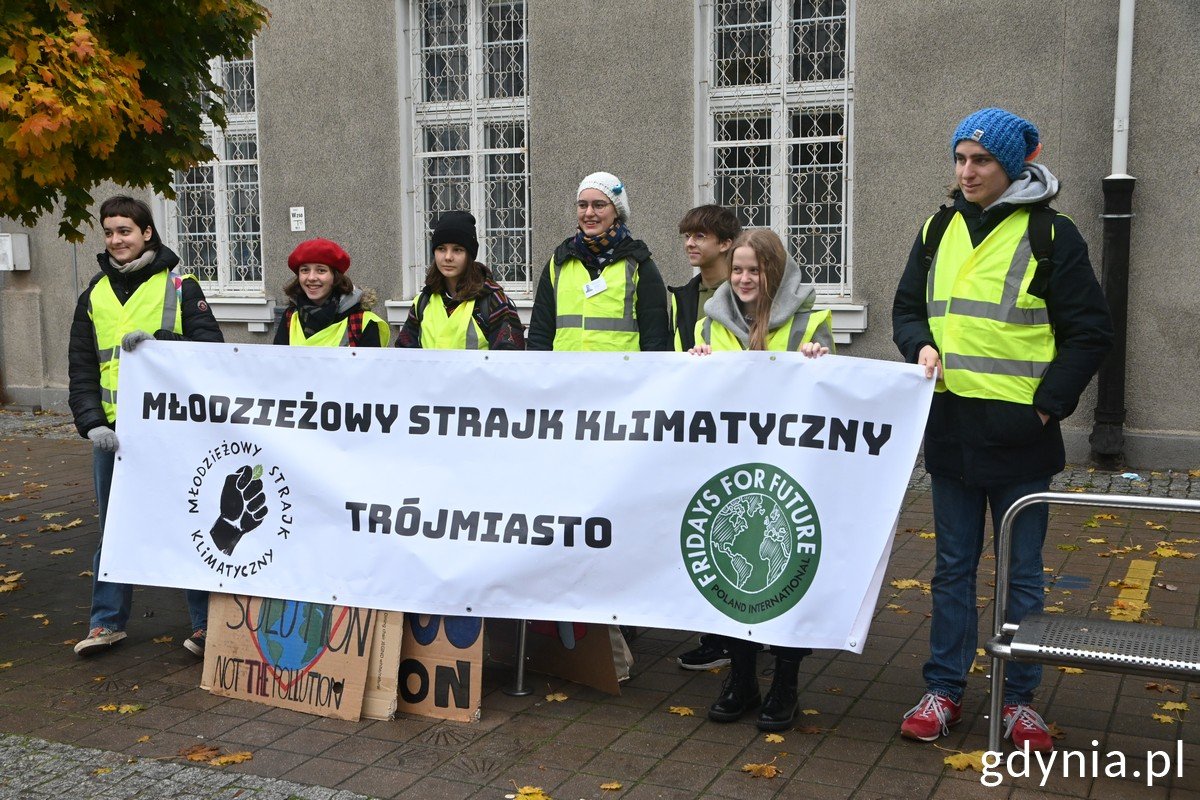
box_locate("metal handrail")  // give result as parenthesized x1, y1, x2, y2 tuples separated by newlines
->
(988, 492, 1200, 752)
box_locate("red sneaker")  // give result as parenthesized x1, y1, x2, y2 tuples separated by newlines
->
(1003, 704, 1054, 752)
(900, 692, 962, 741)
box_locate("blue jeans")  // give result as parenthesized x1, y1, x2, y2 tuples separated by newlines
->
(924, 474, 1050, 705)
(90, 448, 208, 632)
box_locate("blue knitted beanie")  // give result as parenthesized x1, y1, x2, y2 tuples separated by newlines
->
(951, 108, 1040, 180)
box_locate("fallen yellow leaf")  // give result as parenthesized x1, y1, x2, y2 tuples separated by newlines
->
(91, 767, 112, 776)
(152, 636, 174, 644)
(0, 662, 12, 669)
(49, 548, 74, 555)
(1094, 513, 1119, 521)
(514, 787, 552, 800)
(801, 708, 819, 716)
(1152, 713, 1175, 724)
(890, 578, 931, 592)
(668, 706, 695, 716)
(39, 512, 65, 520)
(117, 704, 144, 714)
(1058, 667, 1084, 674)
(79, 570, 93, 577)
(544, 692, 568, 702)
(3, 514, 25, 522)
(0, 493, 19, 502)
(1160, 701, 1189, 712)
(741, 760, 780, 778)
(1043, 606, 1065, 614)
(1058, 544, 1081, 551)
(209, 751, 253, 766)
(0, 572, 21, 584)
(135, 735, 151, 743)
(599, 781, 622, 791)
(918, 532, 936, 539)
(97, 704, 119, 712)
(1082, 521, 1099, 529)
(1086, 538, 1107, 544)
(180, 744, 222, 762)
(764, 733, 784, 743)
(1146, 682, 1180, 694)
(943, 749, 986, 771)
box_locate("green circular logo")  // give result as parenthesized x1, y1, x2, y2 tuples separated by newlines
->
(680, 463, 821, 624)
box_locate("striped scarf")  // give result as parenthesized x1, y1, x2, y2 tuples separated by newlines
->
(573, 221, 630, 270)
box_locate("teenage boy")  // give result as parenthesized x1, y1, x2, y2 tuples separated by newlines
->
(670, 204, 742, 670)
(670, 204, 742, 352)
(892, 108, 1112, 751)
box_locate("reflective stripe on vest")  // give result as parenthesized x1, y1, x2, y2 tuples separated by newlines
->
(288, 310, 389, 348)
(549, 256, 639, 351)
(698, 307, 835, 352)
(87, 270, 188, 423)
(925, 209, 1056, 403)
(418, 294, 486, 350)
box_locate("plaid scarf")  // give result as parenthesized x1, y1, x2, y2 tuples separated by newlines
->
(573, 221, 630, 270)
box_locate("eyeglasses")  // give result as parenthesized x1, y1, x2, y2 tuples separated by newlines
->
(576, 200, 613, 212)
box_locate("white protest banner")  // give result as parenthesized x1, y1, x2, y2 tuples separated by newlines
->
(101, 342, 932, 651)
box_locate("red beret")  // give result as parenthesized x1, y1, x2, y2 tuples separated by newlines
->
(287, 238, 350, 273)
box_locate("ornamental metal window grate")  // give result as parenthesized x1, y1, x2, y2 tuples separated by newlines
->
(410, 0, 531, 293)
(707, 0, 852, 295)
(165, 50, 264, 295)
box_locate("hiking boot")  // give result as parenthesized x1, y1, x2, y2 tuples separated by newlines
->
(708, 644, 760, 722)
(1003, 703, 1054, 752)
(678, 635, 731, 670)
(757, 653, 802, 731)
(74, 627, 127, 657)
(900, 692, 961, 741)
(184, 629, 206, 658)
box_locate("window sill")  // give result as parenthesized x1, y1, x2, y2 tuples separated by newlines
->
(206, 296, 277, 333)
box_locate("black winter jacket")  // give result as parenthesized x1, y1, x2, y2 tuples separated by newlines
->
(891, 193, 1113, 486)
(668, 273, 705, 352)
(527, 236, 672, 352)
(68, 245, 223, 438)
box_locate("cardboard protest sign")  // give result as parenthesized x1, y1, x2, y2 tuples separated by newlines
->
(202, 594, 399, 721)
(396, 614, 484, 722)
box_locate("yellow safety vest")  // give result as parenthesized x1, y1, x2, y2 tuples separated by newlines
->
(288, 310, 390, 348)
(925, 208, 1055, 404)
(417, 293, 486, 350)
(88, 270, 189, 423)
(549, 256, 640, 351)
(696, 308, 834, 353)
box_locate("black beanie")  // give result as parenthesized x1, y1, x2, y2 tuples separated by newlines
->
(431, 211, 479, 261)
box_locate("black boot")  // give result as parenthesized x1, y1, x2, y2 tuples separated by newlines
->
(708, 642, 760, 723)
(757, 652, 804, 731)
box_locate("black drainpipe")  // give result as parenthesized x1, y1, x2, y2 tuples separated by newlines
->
(1089, 176, 1135, 467)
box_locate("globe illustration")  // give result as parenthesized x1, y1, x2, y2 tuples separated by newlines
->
(256, 600, 333, 671)
(709, 493, 791, 594)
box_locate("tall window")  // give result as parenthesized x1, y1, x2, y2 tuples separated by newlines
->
(165, 49, 264, 295)
(409, 0, 531, 293)
(705, 0, 852, 295)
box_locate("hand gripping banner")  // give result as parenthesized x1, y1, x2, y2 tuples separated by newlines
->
(102, 343, 933, 651)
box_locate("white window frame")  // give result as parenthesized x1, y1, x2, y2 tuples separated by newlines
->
(399, 0, 532, 309)
(163, 47, 267, 304)
(698, 1, 858, 310)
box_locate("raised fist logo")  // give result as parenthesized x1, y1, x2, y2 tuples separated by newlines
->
(209, 465, 268, 556)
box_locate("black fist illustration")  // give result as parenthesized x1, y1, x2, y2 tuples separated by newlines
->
(209, 465, 268, 556)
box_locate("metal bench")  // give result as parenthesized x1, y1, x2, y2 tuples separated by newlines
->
(985, 491, 1200, 752)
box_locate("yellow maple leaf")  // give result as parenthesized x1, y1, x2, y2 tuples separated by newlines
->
(1, 572, 22, 584)
(0, 493, 19, 502)
(1146, 521, 1168, 531)
(968, 662, 986, 674)
(39, 512, 64, 520)
(3, 515, 25, 522)
(135, 735, 150, 743)
(209, 751, 253, 766)
(181, 744, 222, 762)
(1146, 682, 1180, 694)
(599, 781, 622, 791)
(0, 661, 12, 669)
(1058, 667, 1084, 674)
(49, 548, 74, 555)
(668, 706, 695, 716)
(152, 635, 174, 644)
(885, 604, 910, 614)
(943, 750, 986, 771)
(514, 787, 552, 800)
(92, 767, 112, 776)
(741, 760, 780, 778)
(1175, 538, 1199, 544)
(79, 570, 93, 577)
(117, 704, 143, 714)
(1094, 513, 1119, 521)
(1160, 701, 1189, 712)
(1082, 521, 1099, 529)
(764, 733, 784, 743)
(1086, 538, 1107, 544)
(890, 578, 931, 592)
(544, 692, 568, 702)
(1043, 606, 1065, 613)
(1152, 713, 1175, 724)
(801, 708, 819, 715)
(1155, 546, 1180, 558)
(97, 704, 118, 712)
(918, 532, 936, 539)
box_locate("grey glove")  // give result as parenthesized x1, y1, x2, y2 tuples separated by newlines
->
(87, 426, 119, 453)
(121, 330, 155, 352)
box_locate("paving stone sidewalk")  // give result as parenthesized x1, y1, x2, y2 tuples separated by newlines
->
(2, 408, 1199, 800)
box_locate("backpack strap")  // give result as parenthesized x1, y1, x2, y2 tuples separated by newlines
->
(1025, 204, 1056, 299)
(920, 204, 956, 271)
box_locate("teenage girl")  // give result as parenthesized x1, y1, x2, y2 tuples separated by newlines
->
(274, 238, 389, 347)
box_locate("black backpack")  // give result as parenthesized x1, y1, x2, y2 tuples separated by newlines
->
(921, 203, 1056, 298)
